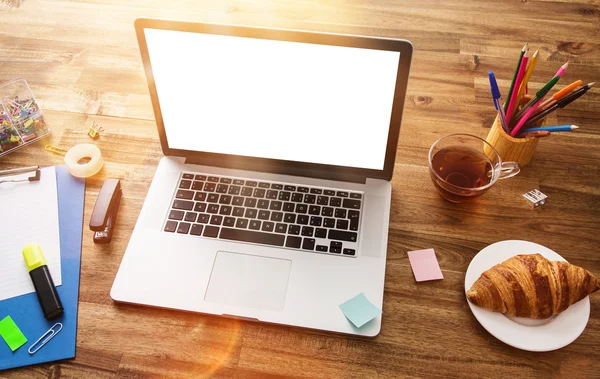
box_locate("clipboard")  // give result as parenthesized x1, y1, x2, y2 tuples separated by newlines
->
(0, 164, 85, 370)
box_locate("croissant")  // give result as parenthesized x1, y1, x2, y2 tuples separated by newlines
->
(467, 253, 599, 319)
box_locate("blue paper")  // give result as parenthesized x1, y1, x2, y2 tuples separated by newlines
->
(0, 165, 84, 370)
(339, 293, 381, 328)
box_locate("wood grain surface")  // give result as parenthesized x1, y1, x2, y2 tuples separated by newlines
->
(1, 0, 599, 377)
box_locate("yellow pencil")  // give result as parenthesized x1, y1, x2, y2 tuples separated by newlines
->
(515, 50, 538, 107)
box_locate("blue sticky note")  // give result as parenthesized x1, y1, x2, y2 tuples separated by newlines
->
(339, 293, 381, 328)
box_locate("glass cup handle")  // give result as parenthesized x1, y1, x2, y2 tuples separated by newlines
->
(498, 161, 521, 180)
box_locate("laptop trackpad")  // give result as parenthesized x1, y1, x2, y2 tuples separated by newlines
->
(204, 251, 292, 312)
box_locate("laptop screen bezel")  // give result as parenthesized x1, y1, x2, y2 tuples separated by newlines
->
(134, 18, 412, 182)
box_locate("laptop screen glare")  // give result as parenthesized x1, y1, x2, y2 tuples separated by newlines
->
(144, 28, 400, 170)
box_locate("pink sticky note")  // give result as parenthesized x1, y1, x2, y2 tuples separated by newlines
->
(407, 248, 444, 282)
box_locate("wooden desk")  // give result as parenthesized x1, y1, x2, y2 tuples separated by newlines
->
(1, 0, 599, 377)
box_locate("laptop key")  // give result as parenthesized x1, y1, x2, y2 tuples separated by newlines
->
(245, 181, 257, 187)
(195, 174, 207, 181)
(197, 214, 210, 223)
(295, 204, 307, 214)
(309, 205, 320, 215)
(275, 223, 287, 233)
(266, 190, 278, 199)
(324, 190, 335, 196)
(288, 225, 300, 235)
(249, 220, 261, 230)
(176, 190, 194, 200)
(310, 188, 322, 194)
(317, 196, 329, 205)
(328, 229, 357, 242)
(232, 196, 244, 206)
(219, 195, 232, 204)
(203, 225, 219, 237)
(241, 187, 253, 196)
(262, 221, 274, 232)
(244, 198, 257, 208)
(173, 200, 194, 211)
(216, 184, 228, 193)
(177, 222, 191, 234)
(184, 212, 197, 222)
(245, 209, 257, 218)
(228, 185, 241, 195)
(323, 218, 335, 228)
(219, 206, 232, 215)
(310, 216, 322, 227)
(342, 198, 361, 209)
(343, 248, 356, 256)
(164, 220, 178, 232)
(284, 185, 296, 191)
(348, 210, 360, 220)
(207, 204, 219, 213)
(223, 217, 235, 227)
(269, 201, 282, 211)
(258, 182, 270, 188)
(316, 245, 328, 252)
(284, 213, 296, 223)
(335, 208, 347, 218)
(233, 179, 245, 185)
(271, 212, 283, 222)
(271, 184, 283, 190)
(301, 226, 314, 237)
(350, 193, 362, 199)
(168, 210, 184, 220)
(194, 192, 207, 201)
(330, 197, 342, 207)
(291, 193, 303, 202)
(220, 228, 285, 246)
(190, 224, 203, 236)
(330, 241, 342, 254)
(336, 191, 349, 198)
(233, 207, 245, 217)
(236, 218, 249, 229)
(303, 194, 316, 204)
(302, 238, 315, 250)
(220, 178, 232, 184)
(297, 186, 309, 193)
(297, 215, 309, 225)
(350, 218, 359, 231)
(207, 193, 219, 203)
(315, 228, 327, 238)
(253, 188, 266, 198)
(285, 236, 302, 248)
(279, 191, 291, 201)
(283, 202, 295, 212)
(194, 202, 207, 213)
(210, 215, 223, 225)
(258, 210, 270, 220)
(207, 176, 219, 183)
(179, 180, 192, 189)
(257, 199, 269, 209)
(321, 207, 334, 217)
(182, 173, 195, 179)
(336, 219, 349, 230)
(192, 181, 204, 190)
(204, 182, 216, 192)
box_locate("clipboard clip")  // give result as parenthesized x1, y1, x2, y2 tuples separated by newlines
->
(89, 179, 122, 244)
(0, 165, 41, 184)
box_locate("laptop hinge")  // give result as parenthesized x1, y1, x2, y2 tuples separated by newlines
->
(184, 157, 368, 184)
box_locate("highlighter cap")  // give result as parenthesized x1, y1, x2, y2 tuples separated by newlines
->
(22, 244, 47, 272)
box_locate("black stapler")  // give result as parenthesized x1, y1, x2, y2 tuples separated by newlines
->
(89, 179, 122, 244)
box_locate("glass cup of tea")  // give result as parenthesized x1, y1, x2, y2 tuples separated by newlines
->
(428, 134, 520, 203)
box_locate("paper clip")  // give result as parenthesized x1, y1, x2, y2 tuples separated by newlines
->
(523, 189, 548, 208)
(87, 121, 104, 139)
(45, 144, 69, 155)
(28, 322, 62, 355)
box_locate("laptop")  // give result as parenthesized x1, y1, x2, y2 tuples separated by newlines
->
(111, 18, 412, 337)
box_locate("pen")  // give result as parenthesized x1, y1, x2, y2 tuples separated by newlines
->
(534, 79, 583, 114)
(524, 82, 595, 127)
(488, 71, 509, 133)
(22, 244, 64, 320)
(521, 125, 579, 133)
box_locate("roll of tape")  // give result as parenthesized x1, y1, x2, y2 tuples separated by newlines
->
(64, 144, 104, 178)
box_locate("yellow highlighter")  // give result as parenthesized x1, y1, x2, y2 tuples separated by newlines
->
(22, 244, 64, 320)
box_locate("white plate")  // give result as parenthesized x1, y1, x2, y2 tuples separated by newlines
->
(464, 240, 590, 352)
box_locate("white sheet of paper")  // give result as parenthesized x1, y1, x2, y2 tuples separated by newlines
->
(0, 166, 62, 301)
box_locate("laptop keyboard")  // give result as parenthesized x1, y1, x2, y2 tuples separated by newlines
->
(163, 172, 363, 257)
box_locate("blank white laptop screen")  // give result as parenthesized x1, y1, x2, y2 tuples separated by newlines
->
(144, 28, 401, 170)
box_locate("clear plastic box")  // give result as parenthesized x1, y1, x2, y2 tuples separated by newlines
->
(0, 79, 51, 157)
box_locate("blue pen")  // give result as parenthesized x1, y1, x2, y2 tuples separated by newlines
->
(521, 125, 579, 133)
(488, 71, 509, 133)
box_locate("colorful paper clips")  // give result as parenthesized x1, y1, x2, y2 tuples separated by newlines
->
(28, 322, 62, 355)
(45, 144, 69, 155)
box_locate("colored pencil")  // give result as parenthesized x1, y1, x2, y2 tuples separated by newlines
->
(535, 79, 582, 112)
(518, 131, 552, 138)
(555, 62, 569, 78)
(488, 71, 509, 133)
(503, 42, 528, 113)
(524, 82, 595, 126)
(512, 75, 560, 124)
(510, 98, 545, 137)
(516, 50, 538, 105)
(506, 55, 528, 124)
(521, 125, 579, 133)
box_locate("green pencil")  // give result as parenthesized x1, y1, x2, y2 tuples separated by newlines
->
(503, 42, 528, 113)
(512, 75, 561, 124)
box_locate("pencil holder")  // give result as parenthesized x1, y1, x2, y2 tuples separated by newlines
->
(484, 115, 539, 167)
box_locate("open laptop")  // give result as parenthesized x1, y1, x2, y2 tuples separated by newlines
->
(111, 19, 412, 337)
